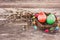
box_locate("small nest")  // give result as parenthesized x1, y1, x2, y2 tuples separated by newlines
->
(32, 12, 59, 33)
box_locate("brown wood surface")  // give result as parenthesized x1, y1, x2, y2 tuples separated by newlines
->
(0, 0, 60, 40)
(0, 0, 60, 8)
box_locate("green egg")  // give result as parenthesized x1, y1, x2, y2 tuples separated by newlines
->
(50, 27, 54, 31)
(46, 14, 56, 25)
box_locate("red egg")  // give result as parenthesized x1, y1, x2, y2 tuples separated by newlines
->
(38, 12, 46, 23)
(45, 29, 49, 33)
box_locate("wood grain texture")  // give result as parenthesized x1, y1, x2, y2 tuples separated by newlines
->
(0, 0, 60, 8)
(0, 8, 60, 19)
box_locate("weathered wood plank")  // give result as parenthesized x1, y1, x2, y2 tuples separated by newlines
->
(0, 0, 60, 8)
(0, 3, 60, 8)
(0, 0, 60, 3)
(0, 8, 60, 20)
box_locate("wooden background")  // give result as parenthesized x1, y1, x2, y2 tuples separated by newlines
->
(0, 0, 60, 8)
(0, 1, 60, 40)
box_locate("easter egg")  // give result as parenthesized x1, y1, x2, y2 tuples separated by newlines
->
(35, 13, 39, 17)
(33, 26, 37, 30)
(38, 12, 46, 23)
(55, 26, 59, 30)
(32, 21, 36, 24)
(47, 14, 56, 25)
(44, 29, 49, 33)
(50, 27, 54, 31)
(32, 16, 35, 19)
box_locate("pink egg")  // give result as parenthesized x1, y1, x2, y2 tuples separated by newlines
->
(35, 13, 39, 18)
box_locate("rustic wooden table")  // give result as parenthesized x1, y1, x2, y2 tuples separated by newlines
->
(0, 0, 60, 40)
